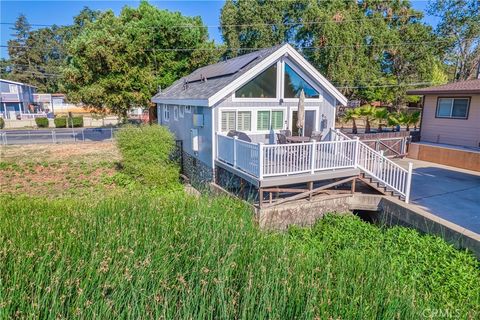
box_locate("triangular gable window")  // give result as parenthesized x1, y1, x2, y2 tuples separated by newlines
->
(235, 64, 277, 98)
(284, 63, 319, 98)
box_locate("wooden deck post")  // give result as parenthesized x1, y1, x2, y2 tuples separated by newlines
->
(259, 188, 264, 208)
(308, 181, 313, 200)
(351, 177, 356, 194)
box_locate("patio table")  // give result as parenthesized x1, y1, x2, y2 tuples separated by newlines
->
(286, 136, 311, 143)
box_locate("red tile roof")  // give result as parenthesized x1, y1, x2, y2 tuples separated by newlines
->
(407, 79, 480, 95)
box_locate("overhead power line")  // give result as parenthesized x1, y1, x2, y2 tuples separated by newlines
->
(2, 36, 472, 52)
(0, 69, 440, 88)
(0, 14, 423, 29)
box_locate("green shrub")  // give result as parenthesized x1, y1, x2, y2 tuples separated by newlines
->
(0, 117, 4, 129)
(54, 117, 67, 128)
(115, 124, 179, 188)
(34, 117, 49, 128)
(71, 116, 83, 127)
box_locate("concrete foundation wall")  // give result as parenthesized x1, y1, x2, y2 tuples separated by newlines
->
(256, 194, 352, 230)
(378, 197, 480, 259)
(256, 193, 480, 259)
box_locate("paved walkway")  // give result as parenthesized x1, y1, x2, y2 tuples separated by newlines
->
(396, 158, 480, 234)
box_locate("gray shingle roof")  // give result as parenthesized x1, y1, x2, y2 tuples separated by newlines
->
(152, 45, 283, 101)
(407, 79, 480, 95)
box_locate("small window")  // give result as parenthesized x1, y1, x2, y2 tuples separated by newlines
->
(271, 111, 284, 130)
(257, 111, 271, 131)
(436, 98, 469, 119)
(179, 106, 184, 118)
(174, 106, 179, 120)
(235, 64, 277, 98)
(9, 84, 18, 93)
(185, 105, 192, 113)
(163, 105, 170, 122)
(284, 63, 319, 98)
(257, 110, 284, 131)
(237, 111, 251, 131)
(221, 111, 236, 132)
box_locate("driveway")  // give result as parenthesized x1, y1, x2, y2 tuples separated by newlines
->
(396, 158, 480, 234)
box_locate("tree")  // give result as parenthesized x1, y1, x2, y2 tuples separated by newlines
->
(220, 0, 297, 57)
(4, 9, 100, 93)
(63, 1, 220, 118)
(373, 107, 389, 132)
(6, 14, 33, 85)
(357, 105, 376, 133)
(342, 108, 360, 134)
(220, 0, 440, 107)
(428, 0, 480, 81)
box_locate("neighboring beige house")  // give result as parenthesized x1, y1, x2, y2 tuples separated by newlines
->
(408, 79, 480, 148)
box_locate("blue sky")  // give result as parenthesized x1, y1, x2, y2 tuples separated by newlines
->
(1, 0, 438, 59)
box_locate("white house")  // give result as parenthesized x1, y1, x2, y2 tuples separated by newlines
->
(152, 44, 412, 204)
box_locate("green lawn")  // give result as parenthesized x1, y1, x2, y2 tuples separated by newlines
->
(0, 127, 479, 319)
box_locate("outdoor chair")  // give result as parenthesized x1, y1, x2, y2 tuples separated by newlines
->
(276, 133, 288, 144)
(227, 130, 252, 143)
(280, 129, 292, 137)
(310, 131, 323, 142)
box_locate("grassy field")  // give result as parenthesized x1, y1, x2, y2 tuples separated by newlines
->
(1, 129, 479, 319)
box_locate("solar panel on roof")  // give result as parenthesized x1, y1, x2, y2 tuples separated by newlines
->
(187, 52, 260, 82)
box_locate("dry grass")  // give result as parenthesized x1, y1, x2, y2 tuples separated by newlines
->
(0, 142, 121, 197)
(0, 141, 120, 164)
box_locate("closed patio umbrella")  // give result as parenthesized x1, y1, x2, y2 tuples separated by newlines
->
(296, 89, 305, 136)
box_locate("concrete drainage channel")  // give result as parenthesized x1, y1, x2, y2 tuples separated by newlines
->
(256, 194, 480, 259)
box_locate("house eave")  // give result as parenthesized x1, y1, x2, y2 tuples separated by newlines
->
(407, 90, 480, 95)
(151, 97, 209, 107)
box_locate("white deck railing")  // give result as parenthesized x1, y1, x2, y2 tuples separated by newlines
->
(217, 131, 413, 203)
(216, 133, 357, 179)
(330, 129, 413, 202)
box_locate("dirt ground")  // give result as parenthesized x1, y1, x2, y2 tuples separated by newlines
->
(0, 142, 121, 197)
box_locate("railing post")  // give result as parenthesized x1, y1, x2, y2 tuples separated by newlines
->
(233, 136, 238, 168)
(310, 139, 316, 174)
(405, 162, 413, 203)
(258, 142, 264, 179)
(354, 137, 360, 168)
(379, 150, 384, 177)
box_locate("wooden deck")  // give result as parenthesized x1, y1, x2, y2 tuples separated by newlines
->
(215, 159, 360, 188)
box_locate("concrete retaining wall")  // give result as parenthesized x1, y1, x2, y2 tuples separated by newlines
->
(256, 193, 480, 259)
(378, 197, 480, 259)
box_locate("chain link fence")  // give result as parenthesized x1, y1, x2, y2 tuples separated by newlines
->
(0, 128, 119, 145)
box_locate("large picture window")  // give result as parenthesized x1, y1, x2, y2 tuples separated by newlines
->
(284, 63, 319, 98)
(235, 64, 277, 98)
(436, 98, 470, 119)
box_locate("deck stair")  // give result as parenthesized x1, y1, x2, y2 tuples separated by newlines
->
(216, 129, 413, 204)
(331, 129, 413, 202)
